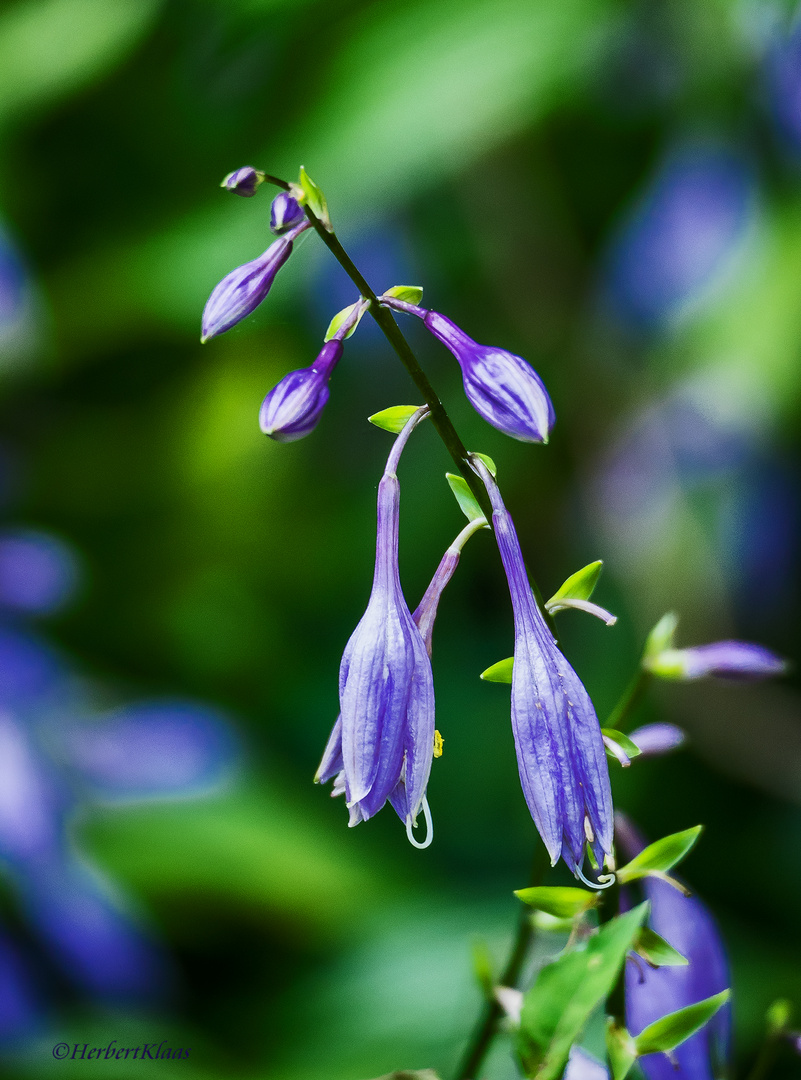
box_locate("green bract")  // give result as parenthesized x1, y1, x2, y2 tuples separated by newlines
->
(325, 300, 367, 341)
(384, 285, 424, 305)
(368, 405, 423, 433)
(446, 473, 486, 524)
(546, 560, 603, 606)
(297, 166, 332, 230)
(633, 989, 731, 1056)
(480, 657, 514, 683)
(615, 825, 703, 885)
(634, 926, 688, 967)
(513, 885, 598, 919)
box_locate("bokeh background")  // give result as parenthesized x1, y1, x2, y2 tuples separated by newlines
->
(1, 0, 801, 1076)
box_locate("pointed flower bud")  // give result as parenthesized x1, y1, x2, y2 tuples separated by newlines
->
(270, 191, 305, 234)
(472, 455, 613, 877)
(645, 640, 787, 681)
(259, 340, 341, 442)
(221, 166, 264, 197)
(201, 220, 309, 342)
(332, 408, 436, 844)
(380, 295, 554, 443)
(628, 723, 685, 758)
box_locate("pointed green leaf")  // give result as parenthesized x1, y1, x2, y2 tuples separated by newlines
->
(517, 903, 649, 1080)
(514, 886, 598, 919)
(634, 926, 688, 968)
(368, 405, 422, 433)
(384, 285, 424, 305)
(298, 165, 332, 230)
(616, 826, 702, 885)
(547, 560, 603, 606)
(643, 612, 679, 663)
(606, 1021, 638, 1080)
(600, 729, 642, 759)
(446, 473, 486, 524)
(325, 300, 367, 341)
(634, 990, 730, 1056)
(471, 452, 497, 477)
(480, 657, 514, 683)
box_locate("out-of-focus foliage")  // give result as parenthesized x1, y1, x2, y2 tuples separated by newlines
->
(1, 0, 801, 1077)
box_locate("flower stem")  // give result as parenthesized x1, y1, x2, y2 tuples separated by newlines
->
(745, 1035, 782, 1080)
(605, 669, 652, 733)
(452, 850, 546, 1080)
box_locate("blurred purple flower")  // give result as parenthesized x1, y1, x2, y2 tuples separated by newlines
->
(473, 456, 613, 876)
(0, 711, 66, 864)
(629, 723, 686, 758)
(604, 143, 755, 329)
(328, 409, 435, 844)
(618, 815, 731, 1080)
(201, 220, 310, 342)
(648, 640, 787, 681)
(0, 625, 64, 709)
(259, 340, 343, 442)
(564, 1047, 609, 1080)
(0, 530, 79, 615)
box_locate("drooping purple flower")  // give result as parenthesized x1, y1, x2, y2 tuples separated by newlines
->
(0, 530, 79, 615)
(322, 408, 435, 844)
(221, 166, 264, 197)
(270, 191, 306, 234)
(201, 220, 309, 342)
(629, 722, 686, 758)
(259, 340, 342, 442)
(618, 815, 731, 1080)
(472, 456, 613, 875)
(380, 296, 555, 443)
(646, 640, 786, 681)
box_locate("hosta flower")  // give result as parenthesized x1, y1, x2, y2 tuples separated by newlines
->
(201, 219, 309, 342)
(270, 191, 306, 234)
(221, 166, 264, 197)
(380, 295, 554, 443)
(472, 455, 613, 875)
(618, 815, 731, 1080)
(629, 722, 686, 758)
(322, 408, 435, 844)
(259, 340, 342, 442)
(646, 640, 786, 681)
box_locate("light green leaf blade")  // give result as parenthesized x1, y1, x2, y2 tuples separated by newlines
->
(635, 926, 688, 967)
(547, 560, 603, 606)
(446, 473, 485, 524)
(517, 903, 649, 1080)
(298, 165, 332, 229)
(634, 990, 730, 1056)
(325, 300, 366, 341)
(472, 452, 497, 477)
(514, 886, 598, 919)
(384, 285, 424, 305)
(606, 1020, 638, 1080)
(616, 826, 703, 885)
(480, 657, 513, 683)
(368, 405, 422, 433)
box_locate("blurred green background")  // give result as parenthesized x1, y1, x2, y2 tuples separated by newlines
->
(1, 0, 801, 1076)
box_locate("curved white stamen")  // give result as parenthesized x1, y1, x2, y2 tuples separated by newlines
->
(405, 796, 434, 849)
(575, 863, 616, 890)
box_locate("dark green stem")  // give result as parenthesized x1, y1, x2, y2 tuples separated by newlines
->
(605, 669, 652, 733)
(745, 1035, 782, 1080)
(453, 852, 546, 1080)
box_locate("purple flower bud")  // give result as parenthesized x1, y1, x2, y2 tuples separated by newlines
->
(423, 312, 555, 443)
(259, 340, 343, 442)
(201, 221, 309, 343)
(628, 722, 686, 758)
(270, 191, 305, 234)
(647, 641, 787, 681)
(221, 167, 264, 197)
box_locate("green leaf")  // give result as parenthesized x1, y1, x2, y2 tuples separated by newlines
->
(298, 165, 332, 229)
(616, 826, 703, 885)
(606, 1020, 638, 1080)
(514, 886, 598, 919)
(643, 612, 679, 663)
(384, 285, 424, 305)
(471, 939, 495, 1000)
(600, 729, 642, 760)
(634, 990, 730, 1056)
(634, 926, 688, 968)
(517, 903, 649, 1080)
(445, 473, 486, 524)
(368, 405, 422, 433)
(325, 300, 366, 341)
(472, 452, 497, 477)
(546, 560, 603, 606)
(480, 657, 513, 683)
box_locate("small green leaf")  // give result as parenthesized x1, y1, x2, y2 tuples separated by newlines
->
(471, 452, 497, 477)
(471, 939, 495, 1000)
(325, 300, 367, 341)
(635, 926, 688, 968)
(298, 165, 332, 230)
(616, 826, 702, 885)
(767, 999, 793, 1034)
(547, 561, 603, 606)
(606, 1020, 638, 1080)
(514, 886, 598, 919)
(445, 473, 486, 524)
(634, 990, 730, 1056)
(601, 729, 642, 759)
(480, 657, 513, 683)
(384, 285, 424, 305)
(643, 612, 679, 663)
(368, 405, 422, 433)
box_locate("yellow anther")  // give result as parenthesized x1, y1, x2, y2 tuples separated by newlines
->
(433, 730, 444, 758)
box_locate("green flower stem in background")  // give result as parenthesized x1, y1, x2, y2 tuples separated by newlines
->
(605, 669, 653, 733)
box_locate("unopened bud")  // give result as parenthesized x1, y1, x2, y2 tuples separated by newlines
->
(270, 191, 305, 234)
(221, 166, 264, 197)
(259, 340, 343, 442)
